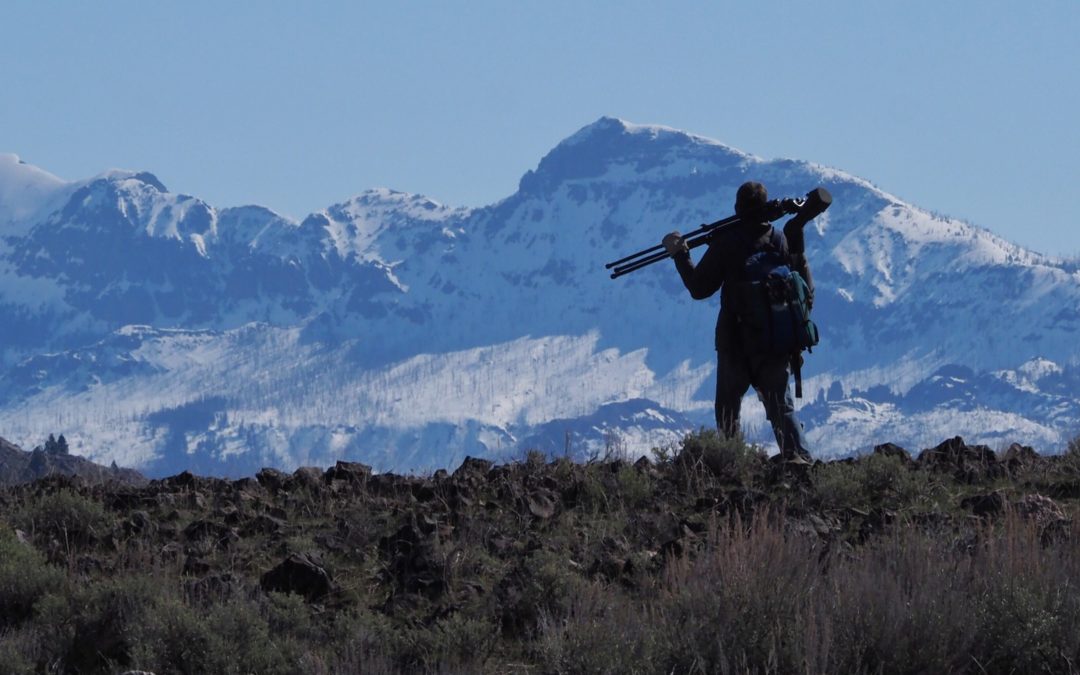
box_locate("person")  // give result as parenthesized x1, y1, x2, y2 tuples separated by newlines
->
(662, 181, 816, 463)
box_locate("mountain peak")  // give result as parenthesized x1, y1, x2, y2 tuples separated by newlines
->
(562, 116, 748, 155)
(0, 153, 69, 226)
(91, 169, 169, 193)
(518, 117, 754, 196)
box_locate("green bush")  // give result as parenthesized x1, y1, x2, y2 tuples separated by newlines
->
(677, 428, 763, 486)
(615, 464, 653, 508)
(0, 628, 36, 675)
(15, 489, 110, 551)
(0, 529, 68, 630)
(814, 453, 935, 511)
(37, 574, 162, 672)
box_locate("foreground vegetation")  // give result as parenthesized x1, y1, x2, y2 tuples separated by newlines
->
(2, 433, 1080, 674)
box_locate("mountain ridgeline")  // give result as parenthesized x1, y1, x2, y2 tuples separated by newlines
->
(1, 118, 1078, 475)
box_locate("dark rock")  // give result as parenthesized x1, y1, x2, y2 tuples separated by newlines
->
(314, 532, 348, 553)
(325, 460, 372, 484)
(232, 477, 260, 491)
(164, 471, 198, 489)
(379, 524, 421, 557)
(1002, 443, 1041, 473)
(961, 491, 1006, 517)
(526, 489, 557, 519)
(453, 456, 493, 480)
(183, 555, 212, 576)
(412, 482, 437, 502)
(261, 552, 334, 601)
(219, 506, 242, 525)
(873, 442, 914, 465)
(185, 491, 207, 510)
(242, 513, 287, 536)
(183, 520, 236, 549)
(378, 524, 446, 599)
(588, 555, 630, 582)
(416, 513, 440, 535)
(256, 467, 288, 491)
(1002, 443, 1040, 463)
(1014, 493, 1067, 527)
(917, 436, 1002, 482)
(124, 510, 155, 536)
(290, 466, 324, 490)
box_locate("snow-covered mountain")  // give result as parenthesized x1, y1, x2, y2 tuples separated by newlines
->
(1, 118, 1078, 475)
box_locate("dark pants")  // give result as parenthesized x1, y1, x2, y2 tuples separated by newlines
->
(715, 348, 811, 458)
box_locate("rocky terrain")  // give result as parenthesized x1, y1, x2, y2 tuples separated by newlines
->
(2, 431, 1080, 674)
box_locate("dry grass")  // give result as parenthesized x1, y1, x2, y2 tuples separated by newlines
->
(2, 432, 1080, 673)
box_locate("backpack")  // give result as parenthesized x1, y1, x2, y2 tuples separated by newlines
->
(731, 228, 819, 364)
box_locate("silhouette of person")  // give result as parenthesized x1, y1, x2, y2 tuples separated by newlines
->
(663, 181, 815, 462)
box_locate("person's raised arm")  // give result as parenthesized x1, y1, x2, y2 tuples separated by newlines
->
(663, 231, 724, 300)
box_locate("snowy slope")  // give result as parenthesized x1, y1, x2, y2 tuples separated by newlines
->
(1, 119, 1078, 474)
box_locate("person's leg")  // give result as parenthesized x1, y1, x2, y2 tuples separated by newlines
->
(753, 358, 812, 459)
(715, 348, 752, 438)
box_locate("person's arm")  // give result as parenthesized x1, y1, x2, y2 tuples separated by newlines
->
(783, 216, 814, 308)
(782, 188, 832, 307)
(663, 232, 724, 299)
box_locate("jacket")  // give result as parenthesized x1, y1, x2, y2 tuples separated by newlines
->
(671, 219, 813, 352)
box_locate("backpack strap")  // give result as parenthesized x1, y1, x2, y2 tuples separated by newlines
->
(791, 353, 803, 399)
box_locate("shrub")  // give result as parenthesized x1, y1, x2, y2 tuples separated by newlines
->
(676, 428, 763, 486)
(41, 574, 163, 672)
(1060, 434, 1080, 476)
(814, 453, 936, 511)
(0, 628, 37, 675)
(15, 489, 110, 553)
(615, 464, 653, 508)
(0, 529, 68, 630)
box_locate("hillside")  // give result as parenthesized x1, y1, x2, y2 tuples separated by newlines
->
(0, 435, 145, 487)
(1, 432, 1078, 673)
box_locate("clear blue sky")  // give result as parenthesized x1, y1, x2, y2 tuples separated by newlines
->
(3, 1, 1078, 256)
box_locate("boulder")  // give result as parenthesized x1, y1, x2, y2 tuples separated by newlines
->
(1002, 443, 1041, 473)
(260, 552, 334, 601)
(525, 489, 557, 519)
(290, 466, 324, 490)
(917, 436, 1002, 482)
(255, 467, 288, 491)
(960, 491, 1006, 517)
(454, 456, 493, 480)
(324, 460, 372, 484)
(1014, 493, 1067, 528)
(873, 442, 914, 466)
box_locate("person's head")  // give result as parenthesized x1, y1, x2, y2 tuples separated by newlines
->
(734, 181, 768, 219)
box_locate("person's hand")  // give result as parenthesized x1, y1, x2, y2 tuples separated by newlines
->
(798, 187, 833, 220)
(662, 231, 688, 257)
